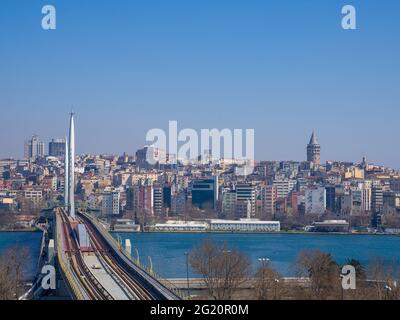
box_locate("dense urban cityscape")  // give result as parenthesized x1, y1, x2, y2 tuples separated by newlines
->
(1, 0, 399, 308)
(1, 115, 400, 235)
(1, 114, 399, 303)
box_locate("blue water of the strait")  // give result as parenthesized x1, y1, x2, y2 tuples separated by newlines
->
(0, 231, 42, 280)
(114, 232, 400, 278)
(1, 231, 400, 279)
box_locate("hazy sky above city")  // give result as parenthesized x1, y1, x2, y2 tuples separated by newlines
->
(0, 0, 399, 167)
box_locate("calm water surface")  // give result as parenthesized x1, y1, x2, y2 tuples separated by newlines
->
(0, 231, 42, 280)
(1, 231, 399, 279)
(115, 232, 400, 278)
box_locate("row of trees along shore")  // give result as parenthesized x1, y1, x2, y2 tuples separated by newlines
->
(0, 242, 399, 300)
(189, 240, 400, 300)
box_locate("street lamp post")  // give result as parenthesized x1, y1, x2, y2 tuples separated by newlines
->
(224, 250, 232, 270)
(184, 252, 190, 299)
(223, 250, 232, 275)
(223, 250, 232, 298)
(258, 257, 270, 299)
(274, 279, 279, 300)
(384, 285, 392, 300)
(258, 257, 270, 268)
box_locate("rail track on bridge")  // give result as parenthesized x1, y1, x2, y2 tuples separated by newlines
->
(56, 207, 180, 300)
(57, 208, 113, 300)
(75, 215, 153, 300)
(77, 211, 181, 300)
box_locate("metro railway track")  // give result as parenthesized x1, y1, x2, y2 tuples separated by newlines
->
(58, 209, 113, 300)
(78, 211, 181, 300)
(77, 216, 153, 300)
(57, 207, 179, 300)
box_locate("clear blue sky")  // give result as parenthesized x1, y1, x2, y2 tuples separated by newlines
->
(0, 0, 399, 167)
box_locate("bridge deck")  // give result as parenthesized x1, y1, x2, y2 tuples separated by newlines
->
(54, 208, 181, 300)
(82, 212, 181, 300)
(82, 253, 130, 300)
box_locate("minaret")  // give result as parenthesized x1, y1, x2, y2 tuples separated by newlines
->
(68, 113, 75, 219)
(307, 130, 321, 166)
(64, 136, 69, 209)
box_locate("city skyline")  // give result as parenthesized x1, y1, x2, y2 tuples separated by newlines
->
(5, 127, 398, 170)
(1, 0, 399, 167)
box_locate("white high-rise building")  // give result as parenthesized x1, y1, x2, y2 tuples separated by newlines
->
(273, 179, 296, 199)
(24, 135, 45, 160)
(305, 186, 326, 215)
(102, 189, 120, 215)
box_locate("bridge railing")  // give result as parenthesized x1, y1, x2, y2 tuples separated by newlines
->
(153, 274, 185, 298)
(124, 253, 185, 298)
(34, 229, 46, 276)
(55, 209, 85, 300)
